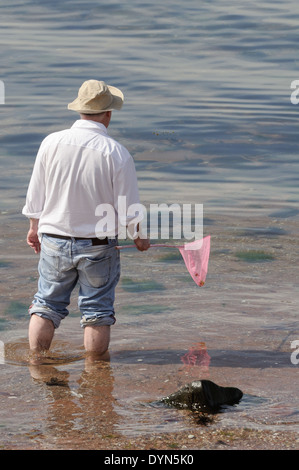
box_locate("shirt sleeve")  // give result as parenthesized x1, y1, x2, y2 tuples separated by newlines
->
(22, 142, 46, 219)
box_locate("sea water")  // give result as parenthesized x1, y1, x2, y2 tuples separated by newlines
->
(0, 0, 298, 448)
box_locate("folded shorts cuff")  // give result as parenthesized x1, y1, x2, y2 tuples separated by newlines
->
(28, 304, 64, 329)
(80, 313, 116, 328)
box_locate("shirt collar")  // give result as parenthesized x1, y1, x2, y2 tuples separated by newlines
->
(71, 119, 108, 134)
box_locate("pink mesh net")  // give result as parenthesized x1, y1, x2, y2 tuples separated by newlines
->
(118, 235, 211, 287)
(178, 235, 211, 286)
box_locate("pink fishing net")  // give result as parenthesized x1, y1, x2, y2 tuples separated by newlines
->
(178, 235, 211, 286)
(118, 235, 211, 286)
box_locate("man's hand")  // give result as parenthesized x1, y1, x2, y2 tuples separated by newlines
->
(134, 236, 150, 252)
(27, 218, 41, 254)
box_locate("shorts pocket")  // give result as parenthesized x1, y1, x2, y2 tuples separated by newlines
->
(80, 255, 111, 288)
(39, 251, 61, 281)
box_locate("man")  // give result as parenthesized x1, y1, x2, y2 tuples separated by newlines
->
(22, 79, 150, 356)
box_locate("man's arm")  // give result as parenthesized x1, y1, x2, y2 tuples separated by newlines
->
(27, 218, 41, 254)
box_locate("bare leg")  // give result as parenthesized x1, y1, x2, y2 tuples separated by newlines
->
(84, 325, 110, 358)
(28, 314, 54, 352)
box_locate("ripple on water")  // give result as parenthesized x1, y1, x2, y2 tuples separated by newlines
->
(3, 337, 85, 366)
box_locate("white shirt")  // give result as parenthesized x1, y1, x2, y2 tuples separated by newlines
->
(22, 120, 142, 238)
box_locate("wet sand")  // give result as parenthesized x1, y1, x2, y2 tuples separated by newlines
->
(0, 205, 298, 451)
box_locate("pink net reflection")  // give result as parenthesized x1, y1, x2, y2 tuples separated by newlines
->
(181, 342, 211, 377)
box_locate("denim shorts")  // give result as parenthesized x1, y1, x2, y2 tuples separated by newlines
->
(29, 234, 120, 329)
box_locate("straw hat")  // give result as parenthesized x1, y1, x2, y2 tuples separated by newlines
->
(68, 79, 124, 114)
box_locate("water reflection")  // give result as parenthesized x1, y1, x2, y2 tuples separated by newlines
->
(180, 341, 211, 378)
(3, 338, 118, 437)
(28, 356, 118, 440)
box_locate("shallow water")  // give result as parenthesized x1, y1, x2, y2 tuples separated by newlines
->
(0, 0, 298, 449)
(0, 213, 298, 447)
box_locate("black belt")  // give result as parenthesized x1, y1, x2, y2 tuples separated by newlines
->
(44, 233, 109, 245)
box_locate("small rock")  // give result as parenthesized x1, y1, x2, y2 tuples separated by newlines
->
(159, 379, 243, 412)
